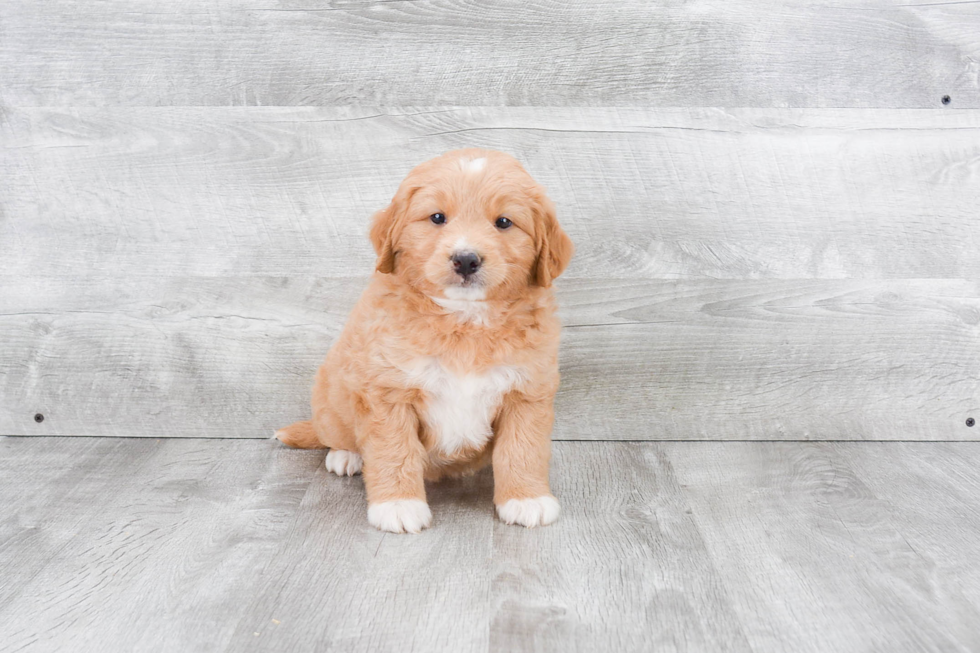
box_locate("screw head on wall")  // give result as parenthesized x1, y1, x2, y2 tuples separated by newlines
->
(34, 413, 45, 423)
(942, 95, 951, 105)
(968, 417, 976, 427)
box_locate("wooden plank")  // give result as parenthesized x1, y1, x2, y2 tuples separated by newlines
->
(0, 437, 133, 609)
(4, 439, 980, 652)
(0, 276, 357, 438)
(489, 442, 751, 653)
(225, 449, 495, 652)
(556, 278, 980, 441)
(666, 441, 980, 653)
(0, 437, 493, 653)
(1, 0, 978, 108)
(2, 276, 977, 439)
(0, 437, 323, 653)
(0, 439, 747, 653)
(841, 442, 980, 635)
(3, 107, 980, 280)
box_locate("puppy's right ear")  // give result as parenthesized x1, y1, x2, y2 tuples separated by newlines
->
(369, 185, 418, 274)
(369, 204, 398, 274)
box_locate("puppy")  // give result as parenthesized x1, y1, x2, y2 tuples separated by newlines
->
(275, 149, 574, 534)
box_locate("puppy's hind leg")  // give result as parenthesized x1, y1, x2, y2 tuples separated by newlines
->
(313, 405, 362, 476)
(324, 449, 363, 476)
(273, 420, 324, 449)
(274, 418, 363, 475)
(311, 380, 362, 476)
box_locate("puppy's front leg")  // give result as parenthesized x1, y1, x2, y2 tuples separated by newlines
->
(492, 393, 560, 528)
(360, 403, 431, 534)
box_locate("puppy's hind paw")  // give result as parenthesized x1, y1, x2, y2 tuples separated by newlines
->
(496, 496, 560, 528)
(367, 500, 432, 534)
(324, 449, 362, 476)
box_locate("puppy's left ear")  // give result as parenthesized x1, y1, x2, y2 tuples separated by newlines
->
(533, 194, 574, 287)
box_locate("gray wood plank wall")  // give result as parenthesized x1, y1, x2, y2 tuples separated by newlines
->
(1, 4, 978, 439)
(2, 1, 979, 107)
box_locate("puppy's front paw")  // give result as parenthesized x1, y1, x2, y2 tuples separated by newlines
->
(496, 496, 560, 528)
(324, 449, 362, 476)
(367, 499, 432, 534)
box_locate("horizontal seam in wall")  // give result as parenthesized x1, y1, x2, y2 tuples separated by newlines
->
(3, 435, 979, 443)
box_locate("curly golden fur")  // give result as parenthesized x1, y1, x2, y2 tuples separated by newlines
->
(276, 149, 573, 533)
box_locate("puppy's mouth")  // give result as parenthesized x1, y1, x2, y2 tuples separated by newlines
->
(451, 274, 483, 289)
(442, 279, 487, 302)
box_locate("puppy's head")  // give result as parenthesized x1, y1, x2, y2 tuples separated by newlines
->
(370, 149, 573, 300)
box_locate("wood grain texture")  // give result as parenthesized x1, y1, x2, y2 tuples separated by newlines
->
(489, 442, 751, 653)
(1, 0, 978, 108)
(4, 107, 980, 280)
(0, 437, 117, 610)
(558, 278, 980, 441)
(667, 441, 980, 653)
(2, 276, 977, 439)
(0, 437, 324, 653)
(226, 444, 495, 652)
(841, 442, 980, 633)
(3, 438, 980, 652)
(3, 109, 979, 441)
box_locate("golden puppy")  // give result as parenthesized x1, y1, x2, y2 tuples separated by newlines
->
(275, 148, 573, 533)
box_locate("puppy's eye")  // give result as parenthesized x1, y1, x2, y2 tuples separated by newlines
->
(430, 213, 446, 225)
(495, 217, 513, 230)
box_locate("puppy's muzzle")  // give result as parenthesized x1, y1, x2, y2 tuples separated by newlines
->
(451, 251, 482, 279)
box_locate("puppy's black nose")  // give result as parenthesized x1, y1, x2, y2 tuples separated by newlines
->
(451, 251, 482, 276)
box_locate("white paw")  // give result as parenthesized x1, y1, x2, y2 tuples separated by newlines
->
(324, 449, 362, 476)
(367, 500, 432, 534)
(496, 496, 560, 528)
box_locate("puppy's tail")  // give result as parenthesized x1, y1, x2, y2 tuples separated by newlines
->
(273, 420, 325, 449)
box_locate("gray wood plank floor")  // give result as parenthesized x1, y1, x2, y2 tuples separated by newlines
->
(2, 437, 979, 653)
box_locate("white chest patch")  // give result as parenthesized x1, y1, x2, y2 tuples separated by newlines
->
(403, 358, 524, 455)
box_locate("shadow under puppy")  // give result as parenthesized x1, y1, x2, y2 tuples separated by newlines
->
(276, 148, 574, 534)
